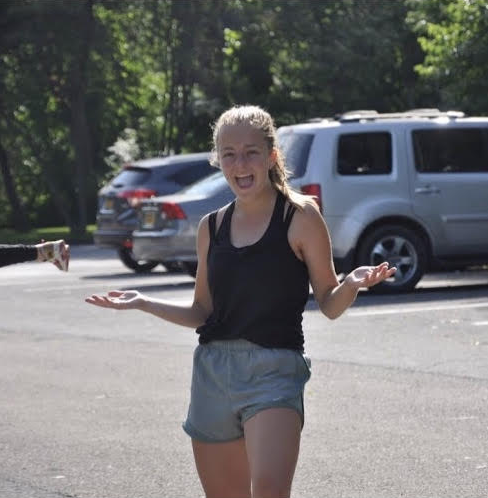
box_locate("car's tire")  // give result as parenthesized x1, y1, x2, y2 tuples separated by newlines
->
(117, 247, 159, 273)
(356, 225, 427, 293)
(161, 261, 184, 273)
(183, 262, 198, 278)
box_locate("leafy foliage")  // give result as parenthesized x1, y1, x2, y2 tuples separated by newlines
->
(1, 0, 485, 232)
(407, 0, 488, 113)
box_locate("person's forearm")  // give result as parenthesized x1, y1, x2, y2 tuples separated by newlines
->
(320, 281, 359, 320)
(0, 245, 37, 267)
(138, 296, 209, 328)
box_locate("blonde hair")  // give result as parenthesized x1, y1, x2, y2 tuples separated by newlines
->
(211, 105, 314, 209)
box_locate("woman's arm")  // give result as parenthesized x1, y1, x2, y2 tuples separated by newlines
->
(85, 215, 214, 328)
(289, 203, 396, 320)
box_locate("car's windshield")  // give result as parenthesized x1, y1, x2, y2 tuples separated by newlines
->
(180, 170, 227, 195)
(277, 130, 314, 179)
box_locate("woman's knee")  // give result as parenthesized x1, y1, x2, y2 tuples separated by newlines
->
(251, 473, 292, 498)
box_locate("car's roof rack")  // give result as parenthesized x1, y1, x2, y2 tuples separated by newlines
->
(336, 108, 465, 122)
(307, 117, 334, 123)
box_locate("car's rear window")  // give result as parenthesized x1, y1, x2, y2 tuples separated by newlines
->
(167, 161, 215, 185)
(413, 128, 488, 173)
(337, 132, 392, 175)
(111, 167, 151, 186)
(181, 171, 227, 196)
(278, 131, 314, 178)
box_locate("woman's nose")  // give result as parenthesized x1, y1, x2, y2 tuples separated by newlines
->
(234, 152, 247, 167)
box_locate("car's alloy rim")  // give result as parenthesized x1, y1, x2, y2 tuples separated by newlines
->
(370, 235, 418, 286)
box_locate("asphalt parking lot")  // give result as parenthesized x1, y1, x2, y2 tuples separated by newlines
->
(1, 245, 487, 497)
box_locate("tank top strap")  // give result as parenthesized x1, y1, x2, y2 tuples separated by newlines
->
(217, 200, 236, 243)
(283, 199, 297, 229)
(208, 211, 218, 242)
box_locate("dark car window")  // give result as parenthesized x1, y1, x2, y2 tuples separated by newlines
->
(413, 128, 488, 173)
(337, 132, 392, 175)
(181, 171, 227, 196)
(169, 161, 215, 185)
(111, 167, 151, 187)
(278, 131, 314, 179)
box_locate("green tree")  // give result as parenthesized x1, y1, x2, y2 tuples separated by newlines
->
(408, 0, 488, 113)
(0, 0, 103, 233)
(0, 0, 443, 234)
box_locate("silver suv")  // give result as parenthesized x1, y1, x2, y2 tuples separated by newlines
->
(281, 109, 488, 292)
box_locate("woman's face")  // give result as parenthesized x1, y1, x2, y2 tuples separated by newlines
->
(217, 123, 276, 199)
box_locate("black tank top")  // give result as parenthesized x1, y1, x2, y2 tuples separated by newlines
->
(196, 191, 310, 351)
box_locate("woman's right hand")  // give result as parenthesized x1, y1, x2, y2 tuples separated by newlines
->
(85, 290, 145, 310)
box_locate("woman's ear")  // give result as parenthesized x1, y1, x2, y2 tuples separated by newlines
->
(269, 148, 278, 169)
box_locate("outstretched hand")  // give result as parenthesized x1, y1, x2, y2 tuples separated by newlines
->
(344, 262, 396, 289)
(85, 290, 145, 310)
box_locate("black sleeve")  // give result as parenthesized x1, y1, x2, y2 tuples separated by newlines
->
(0, 244, 38, 267)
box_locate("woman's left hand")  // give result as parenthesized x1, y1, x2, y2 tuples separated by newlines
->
(344, 262, 396, 289)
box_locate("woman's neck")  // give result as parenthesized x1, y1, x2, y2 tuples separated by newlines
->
(234, 187, 277, 217)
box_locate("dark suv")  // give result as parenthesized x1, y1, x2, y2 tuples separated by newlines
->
(94, 152, 214, 272)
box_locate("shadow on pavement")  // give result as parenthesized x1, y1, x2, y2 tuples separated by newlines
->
(306, 282, 488, 311)
(117, 281, 196, 292)
(81, 271, 170, 280)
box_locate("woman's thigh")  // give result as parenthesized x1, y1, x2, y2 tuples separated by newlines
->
(192, 437, 251, 498)
(244, 407, 301, 498)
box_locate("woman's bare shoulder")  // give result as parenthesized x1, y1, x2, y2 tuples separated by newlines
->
(291, 200, 325, 232)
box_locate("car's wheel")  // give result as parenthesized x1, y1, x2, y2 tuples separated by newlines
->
(356, 225, 427, 293)
(117, 247, 159, 273)
(161, 261, 184, 273)
(183, 262, 198, 278)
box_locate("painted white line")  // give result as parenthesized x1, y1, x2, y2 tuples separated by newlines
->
(347, 301, 488, 317)
(472, 321, 488, 326)
(20, 282, 192, 293)
(22, 283, 136, 292)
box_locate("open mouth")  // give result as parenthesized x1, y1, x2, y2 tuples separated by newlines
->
(235, 175, 254, 189)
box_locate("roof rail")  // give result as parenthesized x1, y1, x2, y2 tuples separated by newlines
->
(336, 110, 379, 120)
(337, 109, 465, 122)
(307, 117, 328, 123)
(306, 117, 335, 123)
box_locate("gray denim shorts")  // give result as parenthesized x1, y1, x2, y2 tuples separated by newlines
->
(182, 339, 311, 443)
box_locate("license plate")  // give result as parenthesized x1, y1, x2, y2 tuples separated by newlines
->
(102, 198, 114, 211)
(142, 211, 157, 228)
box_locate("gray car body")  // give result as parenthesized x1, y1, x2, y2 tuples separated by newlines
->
(132, 171, 234, 263)
(282, 116, 488, 267)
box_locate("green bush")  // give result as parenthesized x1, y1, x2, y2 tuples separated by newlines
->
(0, 225, 96, 245)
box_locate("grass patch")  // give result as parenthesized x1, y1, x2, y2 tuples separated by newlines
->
(0, 225, 96, 245)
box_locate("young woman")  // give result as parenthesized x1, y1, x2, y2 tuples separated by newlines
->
(0, 239, 69, 271)
(86, 105, 395, 498)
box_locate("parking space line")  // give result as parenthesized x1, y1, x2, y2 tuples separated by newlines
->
(347, 301, 488, 317)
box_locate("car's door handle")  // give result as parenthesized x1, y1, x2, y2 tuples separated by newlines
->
(414, 185, 441, 195)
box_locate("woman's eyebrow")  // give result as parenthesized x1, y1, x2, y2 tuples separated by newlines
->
(220, 143, 259, 150)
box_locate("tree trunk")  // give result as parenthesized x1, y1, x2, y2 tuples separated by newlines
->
(0, 138, 31, 231)
(68, 0, 94, 236)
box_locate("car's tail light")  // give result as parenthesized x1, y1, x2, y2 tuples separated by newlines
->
(117, 188, 156, 207)
(160, 202, 187, 220)
(301, 183, 322, 212)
